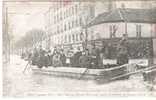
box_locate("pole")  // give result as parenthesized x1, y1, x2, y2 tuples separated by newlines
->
(23, 58, 32, 73)
(22, 61, 30, 73)
(5, 6, 10, 63)
(111, 64, 156, 81)
(79, 68, 89, 80)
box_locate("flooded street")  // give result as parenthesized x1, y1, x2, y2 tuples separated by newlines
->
(3, 55, 156, 97)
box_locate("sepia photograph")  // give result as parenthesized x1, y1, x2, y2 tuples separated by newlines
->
(2, 0, 156, 97)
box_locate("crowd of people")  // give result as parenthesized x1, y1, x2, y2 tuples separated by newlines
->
(21, 34, 129, 69)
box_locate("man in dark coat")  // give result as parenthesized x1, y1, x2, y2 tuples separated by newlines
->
(27, 51, 32, 62)
(60, 49, 66, 66)
(79, 49, 91, 68)
(72, 47, 82, 67)
(31, 48, 39, 65)
(90, 44, 100, 68)
(37, 46, 46, 68)
(44, 50, 52, 67)
(117, 34, 129, 65)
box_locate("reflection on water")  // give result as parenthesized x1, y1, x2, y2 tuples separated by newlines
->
(3, 55, 155, 97)
(3, 55, 96, 96)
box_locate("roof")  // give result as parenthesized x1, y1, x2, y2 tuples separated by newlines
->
(87, 8, 156, 27)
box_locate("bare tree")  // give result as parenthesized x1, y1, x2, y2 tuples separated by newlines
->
(14, 29, 46, 51)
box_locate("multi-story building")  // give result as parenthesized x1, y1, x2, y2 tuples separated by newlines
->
(115, 0, 156, 9)
(87, 8, 156, 65)
(44, 0, 156, 55)
(44, 1, 115, 50)
(45, 1, 94, 49)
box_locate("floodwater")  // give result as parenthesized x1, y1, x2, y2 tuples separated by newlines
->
(3, 55, 156, 97)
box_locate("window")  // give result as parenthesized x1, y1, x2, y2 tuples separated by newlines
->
(75, 19, 78, 26)
(69, 8, 71, 16)
(64, 11, 66, 19)
(67, 9, 69, 17)
(90, 6, 95, 18)
(64, 24, 66, 31)
(60, 12, 62, 20)
(68, 22, 70, 30)
(69, 35, 71, 43)
(72, 34, 75, 42)
(59, 26, 60, 34)
(76, 19, 79, 26)
(57, 14, 59, 22)
(57, 26, 59, 34)
(54, 16, 56, 24)
(72, 6, 74, 15)
(64, 10, 66, 18)
(60, 27, 62, 33)
(76, 34, 78, 41)
(79, 17, 82, 25)
(56, 15, 58, 23)
(154, 25, 156, 37)
(61, 35, 63, 44)
(75, 5, 78, 14)
(65, 35, 67, 43)
(72, 20, 74, 28)
(109, 25, 117, 38)
(136, 25, 142, 37)
(80, 32, 83, 41)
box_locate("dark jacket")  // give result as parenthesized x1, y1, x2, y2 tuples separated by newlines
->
(32, 51, 39, 65)
(79, 55, 91, 68)
(72, 51, 82, 67)
(37, 49, 46, 68)
(90, 47, 100, 68)
(60, 53, 66, 66)
(117, 39, 129, 65)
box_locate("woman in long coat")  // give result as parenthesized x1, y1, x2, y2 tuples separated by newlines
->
(52, 52, 62, 67)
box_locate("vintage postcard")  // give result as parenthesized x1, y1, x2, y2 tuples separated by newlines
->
(2, 0, 156, 97)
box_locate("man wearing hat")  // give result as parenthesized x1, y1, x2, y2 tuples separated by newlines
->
(117, 34, 129, 65)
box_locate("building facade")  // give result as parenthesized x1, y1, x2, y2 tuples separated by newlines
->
(45, 0, 156, 49)
(45, 2, 93, 49)
(115, 0, 156, 9)
(87, 8, 156, 65)
(44, 1, 115, 49)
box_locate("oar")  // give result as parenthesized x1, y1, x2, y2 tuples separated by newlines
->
(79, 68, 89, 80)
(111, 64, 156, 81)
(23, 61, 31, 73)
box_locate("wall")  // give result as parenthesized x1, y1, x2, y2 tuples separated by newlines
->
(127, 23, 152, 38)
(89, 22, 125, 40)
(88, 22, 153, 40)
(115, 1, 147, 9)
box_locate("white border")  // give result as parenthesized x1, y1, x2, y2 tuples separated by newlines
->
(1, 0, 156, 100)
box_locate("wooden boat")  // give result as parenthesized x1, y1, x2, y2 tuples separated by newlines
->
(31, 59, 150, 82)
(31, 64, 129, 81)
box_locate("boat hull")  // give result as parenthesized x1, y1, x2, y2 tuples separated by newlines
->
(31, 65, 128, 81)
